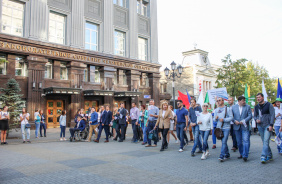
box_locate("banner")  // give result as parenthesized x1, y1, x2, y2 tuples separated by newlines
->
(207, 87, 228, 104)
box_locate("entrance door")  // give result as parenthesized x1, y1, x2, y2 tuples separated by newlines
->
(47, 100, 64, 128)
(84, 101, 98, 113)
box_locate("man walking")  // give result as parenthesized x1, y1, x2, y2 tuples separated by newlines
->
(189, 99, 203, 156)
(95, 106, 107, 143)
(116, 103, 127, 142)
(175, 100, 188, 152)
(254, 93, 275, 163)
(214, 97, 233, 162)
(104, 105, 112, 142)
(129, 102, 140, 143)
(228, 97, 238, 152)
(145, 99, 159, 147)
(87, 107, 99, 142)
(232, 96, 252, 161)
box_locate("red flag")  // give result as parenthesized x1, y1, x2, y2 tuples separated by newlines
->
(178, 90, 190, 108)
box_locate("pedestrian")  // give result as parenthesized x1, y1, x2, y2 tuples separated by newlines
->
(59, 110, 67, 141)
(214, 97, 233, 162)
(87, 107, 99, 142)
(139, 105, 148, 145)
(197, 103, 213, 160)
(112, 107, 118, 139)
(74, 109, 81, 124)
(254, 93, 275, 163)
(0, 106, 9, 145)
(104, 105, 112, 142)
(20, 107, 31, 143)
(69, 115, 85, 142)
(95, 106, 107, 143)
(115, 103, 127, 142)
(154, 101, 172, 151)
(34, 110, 40, 138)
(145, 99, 159, 147)
(212, 106, 217, 149)
(39, 110, 46, 137)
(273, 98, 282, 154)
(190, 99, 203, 156)
(228, 97, 238, 152)
(232, 96, 252, 161)
(175, 100, 188, 152)
(129, 102, 140, 143)
(168, 105, 178, 144)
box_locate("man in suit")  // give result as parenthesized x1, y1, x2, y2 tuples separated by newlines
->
(87, 107, 98, 142)
(69, 115, 86, 142)
(116, 103, 127, 142)
(95, 106, 106, 143)
(103, 105, 112, 142)
(232, 96, 252, 161)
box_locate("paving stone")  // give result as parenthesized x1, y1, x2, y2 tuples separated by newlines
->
(57, 158, 107, 168)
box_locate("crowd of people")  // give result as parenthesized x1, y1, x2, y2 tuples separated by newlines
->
(0, 93, 282, 164)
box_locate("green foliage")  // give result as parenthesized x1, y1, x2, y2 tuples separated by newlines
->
(0, 78, 25, 128)
(216, 55, 276, 100)
(0, 58, 8, 64)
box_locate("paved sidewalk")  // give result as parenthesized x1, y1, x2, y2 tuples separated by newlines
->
(0, 127, 281, 184)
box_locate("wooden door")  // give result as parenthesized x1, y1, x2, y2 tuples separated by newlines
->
(84, 101, 98, 113)
(46, 100, 64, 128)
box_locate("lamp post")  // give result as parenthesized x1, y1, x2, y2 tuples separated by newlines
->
(164, 61, 183, 110)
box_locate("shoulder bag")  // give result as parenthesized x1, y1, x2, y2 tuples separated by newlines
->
(214, 106, 227, 140)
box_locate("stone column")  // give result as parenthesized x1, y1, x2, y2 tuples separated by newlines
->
(99, 66, 116, 108)
(149, 73, 160, 107)
(102, 0, 114, 54)
(150, 0, 159, 63)
(128, 0, 138, 59)
(28, 0, 48, 41)
(70, 0, 84, 48)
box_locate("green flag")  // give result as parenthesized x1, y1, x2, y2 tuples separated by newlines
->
(204, 92, 209, 103)
(244, 84, 249, 103)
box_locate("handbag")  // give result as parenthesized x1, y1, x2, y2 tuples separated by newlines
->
(214, 106, 227, 140)
(148, 129, 158, 142)
(25, 123, 31, 128)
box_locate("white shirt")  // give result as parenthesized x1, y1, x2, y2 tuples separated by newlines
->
(162, 110, 166, 118)
(0, 111, 9, 120)
(274, 107, 282, 126)
(20, 113, 30, 125)
(197, 113, 213, 131)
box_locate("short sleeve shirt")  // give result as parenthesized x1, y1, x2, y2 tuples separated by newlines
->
(176, 107, 188, 123)
(20, 113, 30, 125)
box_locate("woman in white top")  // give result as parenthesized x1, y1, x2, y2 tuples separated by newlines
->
(20, 108, 31, 143)
(274, 98, 282, 153)
(59, 110, 67, 141)
(0, 106, 10, 145)
(197, 103, 213, 160)
(167, 105, 178, 144)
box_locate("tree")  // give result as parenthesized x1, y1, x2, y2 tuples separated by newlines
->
(0, 78, 25, 128)
(215, 55, 249, 97)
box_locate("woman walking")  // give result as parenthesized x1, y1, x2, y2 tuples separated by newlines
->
(20, 108, 31, 143)
(168, 105, 178, 144)
(154, 101, 172, 151)
(112, 107, 118, 139)
(0, 106, 10, 145)
(59, 110, 67, 141)
(139, 105, 148, 144)
(34, 110, 41, 138)
(39, 110, 46, 137)
(197, 103, 213, 159)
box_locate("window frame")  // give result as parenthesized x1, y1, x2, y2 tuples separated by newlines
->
(113, 0, 126, 8)
(0, 54, 7, 75)
(48, 11, 66, 45)
(15, 56, 28, 77)
(44, 60, 53, 79)
(114, 30, 126, 57)
(137, 0, 148, 17)
(60, 62, 68, 80)
(85, 22, 99, 51)
(138, 37, 148, 61)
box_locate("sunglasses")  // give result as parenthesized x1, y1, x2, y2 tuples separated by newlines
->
(217, 100, 222, 102)
(203, 105, 208, 107)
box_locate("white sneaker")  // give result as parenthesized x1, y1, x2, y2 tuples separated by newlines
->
(179, 149, 183, 152)
(63, 138, 66, 141)
(175, 140, 179, 144)
(205, 151, 210, 157)
(60, 138, 63, 141)
(201, 153, 207, 160)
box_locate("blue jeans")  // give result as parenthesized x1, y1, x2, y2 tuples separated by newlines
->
(234, 127, 250, 158)
(230, 125, 238, 148)
(220, 129, 230, 158)
(147, 121, 157, 145)
(212, 126, 216, 145)
(35, 122, 40, 138)
(21, 124, 30, 141)
(141, 122, 147, 143)
(192, 125, 202, 153)
(274, 126, 281, 153)
(40, 123, 46, 137)
(176, 123, 186, 149)
(258, 126, 272, 159)
(200, 130, 210, 152)
(60, 125, 66, 138)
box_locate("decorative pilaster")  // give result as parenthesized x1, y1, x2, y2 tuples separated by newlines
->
(150, 0, 159, 63)
(103, 0, 114, 54)
(149, 73, 161, 107)
(129, 0, 138, 59)
(70, 0, 85, 48)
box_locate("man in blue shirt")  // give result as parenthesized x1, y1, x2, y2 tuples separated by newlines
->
(175, 100, 189, 152)
(87, 107, 98, 142)
(145, 99, 159, 147)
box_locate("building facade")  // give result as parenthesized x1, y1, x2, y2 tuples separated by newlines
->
(160, 48, 220, 103)
(0, 0, 166, 128)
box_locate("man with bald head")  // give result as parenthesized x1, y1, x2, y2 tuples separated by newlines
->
(228, 97, 238, 152)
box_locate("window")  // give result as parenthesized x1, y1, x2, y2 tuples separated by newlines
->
(0, 54, 7, 75)
(60, 62, 68, 80)
(83, 68, 88, 82)
(123, 70, 127, 85)
(15, 56, 28, 76)
(137, 0, 148, 16)
(114, 30, 125, 56)
(113, 0, 125, 7)
(49, 12, 65, 44)
(138, 37, 147, 60)
(85, 22, 98, 51)
(1, 0, 24, 36)
(45, 60, 53, 79)
(89, 66, 100, 83)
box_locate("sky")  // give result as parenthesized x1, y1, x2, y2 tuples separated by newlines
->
(157, 0, 282, 78)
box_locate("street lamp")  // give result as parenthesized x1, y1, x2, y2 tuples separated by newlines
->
(165, 61, 183, 110)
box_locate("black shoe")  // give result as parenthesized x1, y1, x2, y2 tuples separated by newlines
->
(70, 137, 73, 142)
(113, 138, 117, 141)
(40, 136, 43, 137)
(1, 142, 4, 145)
(27, 141, 31, 143)
(44, 135, 46, 137)
(3, 142, 8, 144)
(196, 150, 203, 154)
(160, 148, 164, 151)
(243, 157, 248, 162)
(191, 152, 195, 157)
(139, 138, 143, 141)
(238, 155, 243, 159)
(118, 140, 123, 142)
(23, 141, 26, 143)
(164, 146, 168, 149)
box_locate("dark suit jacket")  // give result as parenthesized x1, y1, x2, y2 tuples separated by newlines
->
(104, 111, 112, 125)
(101, 110, 107, 124)
(118, 108, 127, 125)
(76, 120, 86, 131)
(232, 104, 252, 131)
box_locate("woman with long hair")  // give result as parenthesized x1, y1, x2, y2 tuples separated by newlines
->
(39, 110, 46, 137)
(139, 105, 148, 144)
(59, 110, 67, 141)
(0, 106, 10, 144)
(112, 107, 118, 139)
(168, 105, 178, 144)
(20, 108, 31, 143)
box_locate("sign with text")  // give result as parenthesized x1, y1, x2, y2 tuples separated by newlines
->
(207, 87, 228, 104)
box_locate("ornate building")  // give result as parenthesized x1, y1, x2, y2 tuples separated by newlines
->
(0, 0, 168, 128)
